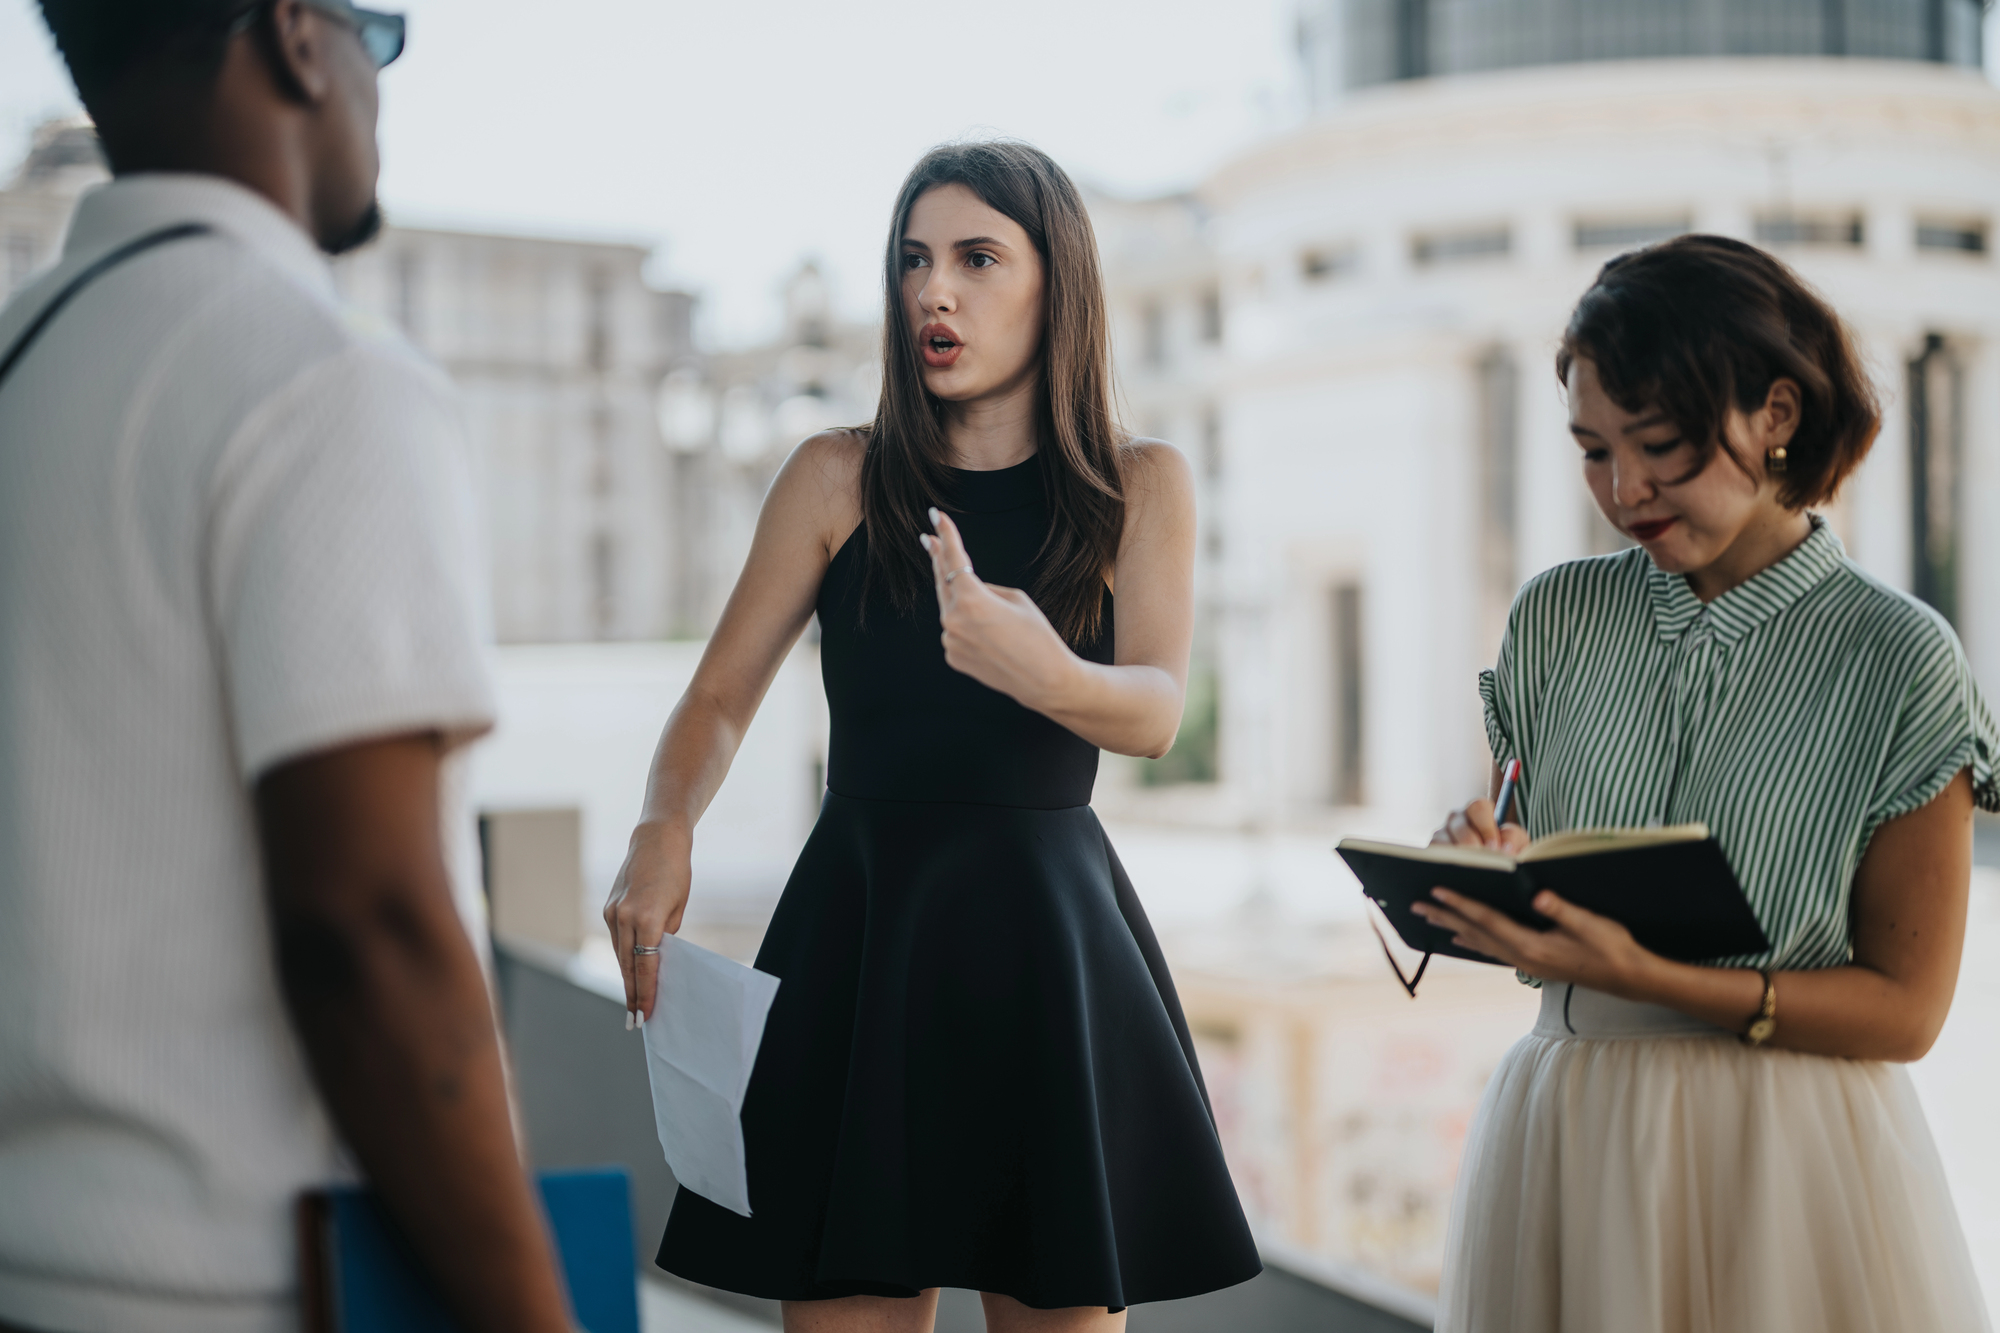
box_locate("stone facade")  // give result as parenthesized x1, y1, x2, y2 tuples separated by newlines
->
(1098, 55, 2000, 829)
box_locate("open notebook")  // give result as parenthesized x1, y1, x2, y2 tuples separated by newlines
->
(1337, 824, 1769, 986)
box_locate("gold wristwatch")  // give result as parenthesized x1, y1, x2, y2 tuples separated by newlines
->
(1742, 968, 1777, 1047)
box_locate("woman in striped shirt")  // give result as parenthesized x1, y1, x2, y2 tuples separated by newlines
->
(1416, 235, 1997, 1332)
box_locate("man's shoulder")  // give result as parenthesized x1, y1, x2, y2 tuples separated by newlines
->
(49, 229, 444, 421)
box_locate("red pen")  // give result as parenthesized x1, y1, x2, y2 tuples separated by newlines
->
(1493, 758, 1523, 831)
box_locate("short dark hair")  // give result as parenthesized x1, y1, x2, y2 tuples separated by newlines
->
(1555, 234, 1880, 510)
(37, 0, 246, 103)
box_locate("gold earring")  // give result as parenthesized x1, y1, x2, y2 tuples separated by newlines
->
(1767, 445, 1788, 476)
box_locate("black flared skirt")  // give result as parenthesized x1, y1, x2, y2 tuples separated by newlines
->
(656, 792, 1261, 1309)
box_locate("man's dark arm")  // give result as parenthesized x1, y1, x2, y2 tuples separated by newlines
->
(256, 734, 571, 1333)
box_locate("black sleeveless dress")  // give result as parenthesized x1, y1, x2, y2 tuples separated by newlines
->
(656, 454, 1261, 1310)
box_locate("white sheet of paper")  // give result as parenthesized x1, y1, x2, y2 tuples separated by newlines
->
(639, 932, 781, 1217)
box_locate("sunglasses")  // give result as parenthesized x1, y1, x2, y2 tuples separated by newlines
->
(224, 0, 406, 71)
(307, 0, 406, 70)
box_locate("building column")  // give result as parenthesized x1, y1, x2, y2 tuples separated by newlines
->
(1958, 336, 2000, 698)
(1845, 325, 1915, 591)
(1512, 332, 1582, 581)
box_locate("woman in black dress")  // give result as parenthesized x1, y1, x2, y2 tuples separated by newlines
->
(603, 141, 1259, 1331)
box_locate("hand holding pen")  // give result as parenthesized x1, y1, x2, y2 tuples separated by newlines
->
(1429, 757, 1530, 853)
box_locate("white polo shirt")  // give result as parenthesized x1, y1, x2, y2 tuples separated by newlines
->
(0, 175, 497, 1333)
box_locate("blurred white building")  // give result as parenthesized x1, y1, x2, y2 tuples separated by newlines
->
(0, 120, 101, 298)
(1, 123, 716, 646)
(1095, 0, 2000, 1296)
(652, 261, 881, 633)
(1102, 0, 2000, 833)
(334, 229, 697, 642)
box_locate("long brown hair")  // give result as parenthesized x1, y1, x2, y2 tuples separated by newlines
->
(859, 140, 1127, 645)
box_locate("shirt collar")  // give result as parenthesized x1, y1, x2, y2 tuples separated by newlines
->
(62, 173, 337, 303)
(1647, 514, 1846, 646)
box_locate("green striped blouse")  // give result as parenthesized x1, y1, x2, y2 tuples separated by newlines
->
(1480, 516, 2000, 973)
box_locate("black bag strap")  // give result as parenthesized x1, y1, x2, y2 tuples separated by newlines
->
(0, 222, 214, 394)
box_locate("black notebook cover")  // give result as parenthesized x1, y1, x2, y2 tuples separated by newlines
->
(1337, 836, 1770, 965)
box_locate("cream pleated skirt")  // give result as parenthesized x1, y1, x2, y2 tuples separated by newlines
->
(1436, 985, 1990, 1333)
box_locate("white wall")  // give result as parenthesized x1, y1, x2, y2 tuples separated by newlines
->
(468, 641, 826, 932)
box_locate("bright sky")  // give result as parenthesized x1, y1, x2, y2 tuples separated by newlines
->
(1, 0, 1299, 345)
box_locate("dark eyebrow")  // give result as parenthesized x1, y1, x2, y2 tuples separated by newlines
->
(953, 237, 1009, 252)
(1570, 412, 1674, 441)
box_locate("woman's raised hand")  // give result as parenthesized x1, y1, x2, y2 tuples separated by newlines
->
(920, 508, 1076, 707)
(602, 820, 693, 1027)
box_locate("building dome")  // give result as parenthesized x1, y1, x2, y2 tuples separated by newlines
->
(1300, 0, 1987, 102)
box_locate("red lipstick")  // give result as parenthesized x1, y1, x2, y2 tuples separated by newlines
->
(919, 322, 963, 369)
(1628, 516, 1679, 542)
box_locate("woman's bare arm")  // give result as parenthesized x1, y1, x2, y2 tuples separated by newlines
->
(921, 441, 1196, 758)
(1417, 770, 1975, 1061)
(604, 432, 862, 1019)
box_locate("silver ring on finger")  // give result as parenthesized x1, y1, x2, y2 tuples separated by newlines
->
(632, 943, 661, 956)
(944, 564, 974, 584)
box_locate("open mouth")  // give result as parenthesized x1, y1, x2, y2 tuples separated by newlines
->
(919, 322, 963, 369)
(1628, 516, 1679, 542)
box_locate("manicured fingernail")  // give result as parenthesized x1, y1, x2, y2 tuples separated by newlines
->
(624, 1010, 634, 1031)
(637, 1010, 647, 1028)
(928, 507, 941, 528)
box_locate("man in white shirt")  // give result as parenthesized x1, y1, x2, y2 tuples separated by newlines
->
(0, 3, 571, 1330)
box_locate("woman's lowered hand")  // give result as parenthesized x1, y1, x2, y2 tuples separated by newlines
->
(602, 818, 692, 1026)
(920, 507, 1079, 709)
(1412, 885, 1654, 994)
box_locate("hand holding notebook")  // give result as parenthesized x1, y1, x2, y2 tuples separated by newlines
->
(1340, 820, 1770, 974)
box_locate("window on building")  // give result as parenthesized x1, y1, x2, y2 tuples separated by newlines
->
(1476, 348, 1518, 653)
(1330, 582, 1366, 807)
(1300, 246, 1359, 281)
(1754, 212, 1864, 248)
(586, 276, 612, 372)
(1916, 218, 1987, 254)
(590, 530, 618, 639)
(1141, 667, 1218, 786)
(1573, 216, 1691, 251)
(1909, 334, 1962, 625)
(1394, 0, 1430, 79)
(590, 405, 616, 497)
(1200, 405, 1224, 482)
(1199, 286, 1224, 342)
(1141, 298, 1168, 368)
(1413, 226, 1510, 266)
